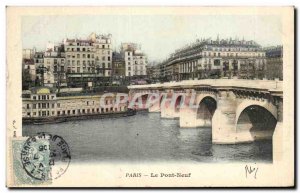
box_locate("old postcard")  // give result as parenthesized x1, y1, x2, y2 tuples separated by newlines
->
(6, 6, 294, 187)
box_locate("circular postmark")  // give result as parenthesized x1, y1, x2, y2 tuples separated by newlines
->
(20, 132, 71, 181)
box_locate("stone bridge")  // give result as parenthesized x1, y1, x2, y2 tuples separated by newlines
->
(128, 79, 283, 144)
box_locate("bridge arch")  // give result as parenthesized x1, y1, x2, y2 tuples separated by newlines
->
(235, 100, 277, 141)
(235, 100, 277, 123)
(159, 94, 164, 108)
(131, 93, 149, 109)
(193, 93, 218, 127)
(197, 96, 217, 121)
(141, 93, 149, 108)
(174, 94, 184, 113)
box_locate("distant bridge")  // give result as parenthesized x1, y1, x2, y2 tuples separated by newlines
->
(128, 79, 283, 144)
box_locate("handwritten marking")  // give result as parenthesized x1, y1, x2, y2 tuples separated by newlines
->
(12, 120, 17, 138)
(245, 164, 258, 179)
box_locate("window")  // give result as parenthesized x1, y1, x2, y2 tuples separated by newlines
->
(102, 45, 105, 49)
(214, 59, 220, 66)
(27, 104, 30, 109)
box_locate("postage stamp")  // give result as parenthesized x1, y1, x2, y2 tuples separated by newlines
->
(11, 133, 71, 185)
(20, 132, 71, 181)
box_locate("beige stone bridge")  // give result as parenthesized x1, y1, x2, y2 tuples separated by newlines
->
(128, 79, 283, 144)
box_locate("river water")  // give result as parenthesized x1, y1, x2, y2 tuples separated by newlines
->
(23, 112, 272, 163)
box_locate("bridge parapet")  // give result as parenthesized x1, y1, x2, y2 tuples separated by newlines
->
(128, 79, 282, 95)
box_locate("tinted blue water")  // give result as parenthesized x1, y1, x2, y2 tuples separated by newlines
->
(23, 112, 272, 163)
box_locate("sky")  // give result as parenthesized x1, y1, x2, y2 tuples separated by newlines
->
(22, 15, 282, 62)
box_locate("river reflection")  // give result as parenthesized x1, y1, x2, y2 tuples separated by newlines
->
(23, 112, 272, 163)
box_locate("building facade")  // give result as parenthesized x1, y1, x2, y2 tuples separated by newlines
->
(22, 59, 36, 82)
(159, 37, 266, 81)
(43, 44, 66, 87)
(112, 51, 126, 79)
(89, 33, 113, 77)
(34, 52, 44, 85)
(264, 46, 283, 80)
(121, 43, 147, 77)
(22, 48, 36, 60)
(22, 87, 127, 118)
